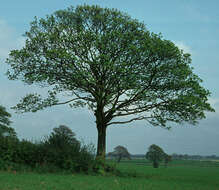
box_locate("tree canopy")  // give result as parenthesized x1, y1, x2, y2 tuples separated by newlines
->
(146, 144, 165, 168)
(45, 125, 80, 149)
(0, 105, 16, 138)
(108, 145, 131, 162)
(0, 105, 11, 128)
(6, 5, 214, 158)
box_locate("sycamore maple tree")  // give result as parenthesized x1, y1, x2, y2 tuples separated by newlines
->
(6, 5, 214, 158)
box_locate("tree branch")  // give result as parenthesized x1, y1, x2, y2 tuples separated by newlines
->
(114, 100, 171, 117)
(108, 116, 152, 126)
(53, 98, 81, 105)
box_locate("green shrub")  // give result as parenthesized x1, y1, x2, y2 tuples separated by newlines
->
(0, 158, 32, 172)
(39, 125, 95, 173)
(0, 125, 97, 174)
(0, 136, 46, 167)
(0, 136, 19, 163)
(33, 163, 64, 174)
(15, 140, 46, 167)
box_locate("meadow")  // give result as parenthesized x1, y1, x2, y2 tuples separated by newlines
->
(1, 159, 219, 190)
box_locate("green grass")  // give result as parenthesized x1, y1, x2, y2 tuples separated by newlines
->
(1, 160, 219, 190)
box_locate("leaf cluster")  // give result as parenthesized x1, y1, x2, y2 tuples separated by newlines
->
(146, 144, 165, 162)
(0, 105, 11, 128)
(6, 5, 215, 129)
(0, 125, 95, 173)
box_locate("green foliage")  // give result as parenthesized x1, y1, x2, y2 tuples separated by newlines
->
(0, 125, 17, 140)
(15, 140, 45, 167)
(163, 153, 172, 167)
(6, 5, 214, 125)
(146, 144, 165, 168)
(0, 105, 15, 140)
(0, 136, 44, 167)
(0, 106, 19, 164)
(92, 158, 121, 176)
(0, 158, 32, 172)
(42, 125, 95, 172)
(6, 5, 214, 158)
(0, 105, 11, 128)
(0, 136, 19, 163)
(0, 125, 96, 173)
(108, 145, 131, 163)
(44, 125, 80, 150)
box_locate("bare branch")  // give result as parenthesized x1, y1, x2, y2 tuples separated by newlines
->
(114, 100, 171, 117)
(71, 91, 95, 102)
(108, 116, 152, 126)
(53, 98, 81, 105)
(115, 63, 159, 111)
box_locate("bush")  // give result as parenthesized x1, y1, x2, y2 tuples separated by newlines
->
(0, 136, 45, 167)
(0, 136, 19, 163)
(0, 125, 97, 174)
(41, 125, 95, 172)
(15, 140, 46, 167)
(0, 158, 32, 172)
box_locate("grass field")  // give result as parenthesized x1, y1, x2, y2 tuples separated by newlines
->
(0, 160, 219, 190)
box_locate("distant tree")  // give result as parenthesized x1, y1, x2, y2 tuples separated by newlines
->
(163, 153, 172, 167)
(0, 125, 17, 139)
(108, 145, 131, 163)
(44, 125, 80, 149)
(0, 105, 11, 128)
(171, 153, 178, 160)
(0, 105, 16, 138)
(146, 144, 165, 168)
(210, 155, 217, 159)
(6, 5, 214, 159)
(183, 154, 189, 160)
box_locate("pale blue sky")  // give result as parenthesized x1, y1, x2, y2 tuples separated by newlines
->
(0, 0, 219, 155)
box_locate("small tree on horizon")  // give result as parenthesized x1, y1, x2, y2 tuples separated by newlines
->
(108, 145, 131, 163)
(146, 144, 165, 168)
(163, 153, 172, 167)
(6, 5, 214, 159)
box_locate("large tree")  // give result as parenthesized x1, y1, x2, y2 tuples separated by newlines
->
(6, 5, 214, 158)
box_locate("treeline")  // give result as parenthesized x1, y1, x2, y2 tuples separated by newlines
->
(0, 105, 121, 174)
(123, 154, 219, 160)
(107, 144, 171, 168)
(0, 125, 97, 172)
(0, 125, 119, 175)
(171, 153, 219, 160)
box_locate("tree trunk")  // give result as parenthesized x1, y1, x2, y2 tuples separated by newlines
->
(117, 155, 122, 163)
(153, 160, 159, 168)
(95, 99, 109, 160)
(96, 125, 107, 159)
(95, 100, 108, 160)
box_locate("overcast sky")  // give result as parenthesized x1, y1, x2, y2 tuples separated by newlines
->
(0, 0, 219, 155)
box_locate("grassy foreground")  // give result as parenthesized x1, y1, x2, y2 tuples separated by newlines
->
(0, 160, 219, 190)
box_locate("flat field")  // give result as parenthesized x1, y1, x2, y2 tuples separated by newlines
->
(0, 160, 219, 190)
